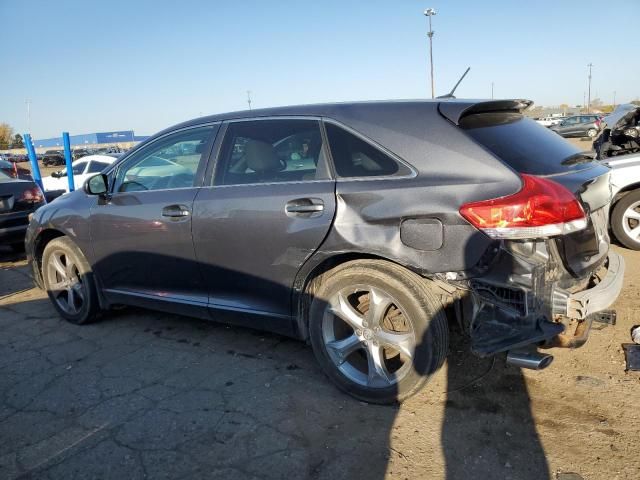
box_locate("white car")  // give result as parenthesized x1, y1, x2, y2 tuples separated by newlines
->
(42, 155, 117, 193)
(535, 116, 565, 127)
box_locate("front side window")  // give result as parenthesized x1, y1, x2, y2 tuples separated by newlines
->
(115, 126, 213, 192)
(324, 123, 411, 178)
(215, 119, 328, 186)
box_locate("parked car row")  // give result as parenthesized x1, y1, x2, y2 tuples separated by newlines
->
(24, 99, 625, 404)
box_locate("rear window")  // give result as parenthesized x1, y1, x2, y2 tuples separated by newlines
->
(460, 112, 597, 175)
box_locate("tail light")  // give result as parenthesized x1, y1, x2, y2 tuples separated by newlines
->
(459, 175, 587, 240)
(19, 186, 45, 204)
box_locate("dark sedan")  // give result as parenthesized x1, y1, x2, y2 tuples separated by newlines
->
(26, 100, 623, 403)
(0, 170, 45, 251)
(0, 159, 31, 180)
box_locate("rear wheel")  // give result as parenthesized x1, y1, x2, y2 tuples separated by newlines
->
(612, 190, 640, 250)
(42, 236, 101, 324)
(308, 260, 448, 404)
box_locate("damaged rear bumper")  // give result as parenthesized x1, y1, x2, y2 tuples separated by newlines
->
(555, 251, 625, 320)
(463, 250, 625, 357)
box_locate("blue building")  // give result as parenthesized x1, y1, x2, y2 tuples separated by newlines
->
(33, 130, 145, 148)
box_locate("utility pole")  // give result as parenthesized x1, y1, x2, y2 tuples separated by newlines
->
(246, 90, 252, 110)
(424, 8, 436, 99)
(583, 92, 586, 112)
(613, 91, 616, 108)
(25, 99, 31, 134)
(491, 82, 494, 99)
(587, 63, 593, 113)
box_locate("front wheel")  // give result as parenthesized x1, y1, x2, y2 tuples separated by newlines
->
(308, 260, 449, 404)
(42, 236, 101, 324)
(611, 190, 640, 250)
(587, 128, 598, 138)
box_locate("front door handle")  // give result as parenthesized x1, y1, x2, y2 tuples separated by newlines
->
(285, 198, 324, 215)
(162, 204, 191, 218)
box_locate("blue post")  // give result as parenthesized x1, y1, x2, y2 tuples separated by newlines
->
(62, 132, 75, 191)
(24, 133, 45, 194)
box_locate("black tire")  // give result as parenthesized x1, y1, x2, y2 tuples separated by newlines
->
(611, 190, 640, 250)
(587, 128, 597, 138)
(308, 260, 449, 404)
(42, 236, 101, 324)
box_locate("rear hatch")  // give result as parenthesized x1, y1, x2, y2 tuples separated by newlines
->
(450, 106, 611, 279)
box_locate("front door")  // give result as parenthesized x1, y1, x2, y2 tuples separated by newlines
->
(192, 119, 336, 333)
(90, 124, 218, 308)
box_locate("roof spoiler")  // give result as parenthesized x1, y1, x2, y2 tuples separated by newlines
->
(438, 99, 533, 125)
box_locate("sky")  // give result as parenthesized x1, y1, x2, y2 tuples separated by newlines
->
(2, 0, 639, 139)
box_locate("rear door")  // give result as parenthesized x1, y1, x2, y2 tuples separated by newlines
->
(460, 112, 611, 278)
(192, 118, 336, 332)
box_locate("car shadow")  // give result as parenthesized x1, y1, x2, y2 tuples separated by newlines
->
(0, 246, 551, 479)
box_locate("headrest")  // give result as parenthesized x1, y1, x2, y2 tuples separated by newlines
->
(244, 140, 280, 173)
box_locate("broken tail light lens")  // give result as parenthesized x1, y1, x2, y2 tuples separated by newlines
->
(459, 174, 587, 240)
(19, 186, 45, 204)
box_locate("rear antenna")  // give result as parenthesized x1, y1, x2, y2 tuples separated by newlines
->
(437, 67, 470, 99)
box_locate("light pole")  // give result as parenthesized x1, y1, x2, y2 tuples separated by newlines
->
(491, 82, 494, 99)
(25, 99, 31, 134)
(613, 91, 616, 108)
(587, 63, 593, 113)
(424, 8, 436, 99)
(246, 90, 252, 110)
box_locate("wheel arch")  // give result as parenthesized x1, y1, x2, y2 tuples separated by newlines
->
(611, 183, 640, 211)
(32, 228, 66, 287)
(293, 251, 424, 341)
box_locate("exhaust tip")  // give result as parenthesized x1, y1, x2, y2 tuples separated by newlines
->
(506, 350, 554, 370)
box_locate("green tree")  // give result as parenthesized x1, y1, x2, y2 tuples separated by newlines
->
(10, 133, 24, 149)
(0, 123, 13, 150)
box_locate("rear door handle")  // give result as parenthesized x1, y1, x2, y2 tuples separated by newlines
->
(285, 198, 324, 215)
(162, 204, 191, 218)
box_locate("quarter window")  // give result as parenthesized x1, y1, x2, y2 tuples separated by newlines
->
(324, 123, 411, 178)
(215, 119, 329, 185)
(116, 126, 213, 192)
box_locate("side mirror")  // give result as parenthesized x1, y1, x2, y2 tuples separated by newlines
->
(84, 174, 108, 196)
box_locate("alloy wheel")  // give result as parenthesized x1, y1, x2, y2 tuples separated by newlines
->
(321, 285, 416, 388)
(46, 250, 85, 315)
(622, 200, 640, 241)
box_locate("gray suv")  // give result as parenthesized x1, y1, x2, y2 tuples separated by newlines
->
(550, 114, 601, 138)
(25, 99, 624, 404)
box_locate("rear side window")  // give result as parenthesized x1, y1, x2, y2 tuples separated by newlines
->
(325, 123, 412, 178)
(460, 113, 597, 175)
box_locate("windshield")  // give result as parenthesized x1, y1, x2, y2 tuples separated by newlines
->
(461, 112, 598, 175)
